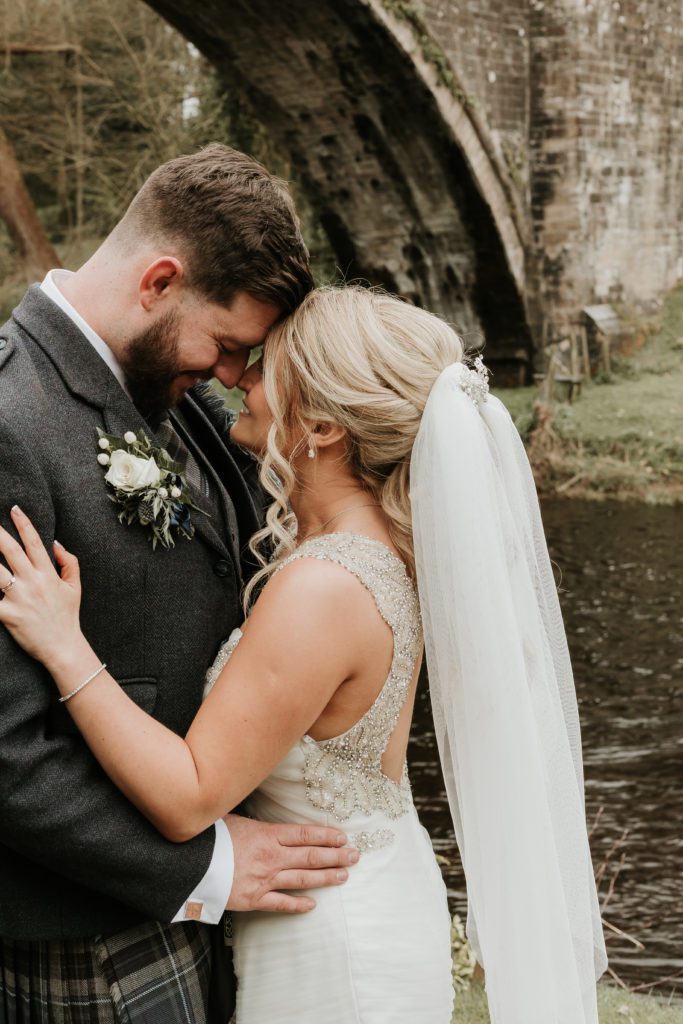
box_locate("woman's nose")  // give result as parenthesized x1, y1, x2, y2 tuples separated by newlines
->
(235, 368, 251, 392)
(236, 360, 260, 392)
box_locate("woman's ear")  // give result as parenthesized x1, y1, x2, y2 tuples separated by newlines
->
(312, 421, 346, 450)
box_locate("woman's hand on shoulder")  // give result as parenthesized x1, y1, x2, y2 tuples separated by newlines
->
(0, 506, 83, 668)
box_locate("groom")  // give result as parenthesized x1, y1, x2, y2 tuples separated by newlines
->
(0, 146, 357, 1022)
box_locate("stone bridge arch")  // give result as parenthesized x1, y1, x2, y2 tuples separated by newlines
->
(147, 0, 534, 377)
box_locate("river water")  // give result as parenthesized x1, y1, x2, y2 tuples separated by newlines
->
(409, 499, 683, 997)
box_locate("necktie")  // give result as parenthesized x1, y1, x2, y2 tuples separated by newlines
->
(153, 414, 241, 559)
(154, 416, 210, 501)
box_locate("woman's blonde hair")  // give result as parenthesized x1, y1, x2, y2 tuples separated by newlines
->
(244, 285, 464, 609)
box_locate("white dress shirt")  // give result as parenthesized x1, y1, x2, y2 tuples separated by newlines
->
(40, 270, 234, 924)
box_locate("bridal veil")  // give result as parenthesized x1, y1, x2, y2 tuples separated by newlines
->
(410, 360, 607, 1024)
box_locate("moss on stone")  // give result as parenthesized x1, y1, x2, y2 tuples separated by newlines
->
(501, 136, 528, 191)
(381, 0, 479, 108)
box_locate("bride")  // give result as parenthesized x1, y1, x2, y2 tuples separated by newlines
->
(0, 286, 606, 1023)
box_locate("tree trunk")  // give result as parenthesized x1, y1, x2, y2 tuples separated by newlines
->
(0, 125, 61, 281)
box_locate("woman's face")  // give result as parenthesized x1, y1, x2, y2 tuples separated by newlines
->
(229, 356, 274, 454)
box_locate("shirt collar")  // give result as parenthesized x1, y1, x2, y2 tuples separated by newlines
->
(40, 269, 131, 399)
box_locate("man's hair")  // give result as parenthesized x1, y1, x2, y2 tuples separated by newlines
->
(117, 144, 313, 313)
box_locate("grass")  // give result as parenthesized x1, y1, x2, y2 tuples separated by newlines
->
(493, 284, 683, 504)
(490, 384, 538, 441)
(449, 910, 683, 1022)
(453, 983, 683, 1023)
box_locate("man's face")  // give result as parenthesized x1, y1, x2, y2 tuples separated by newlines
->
(119, 290, 281, 420)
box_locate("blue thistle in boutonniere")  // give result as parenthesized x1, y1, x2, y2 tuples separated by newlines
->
(96, 428, 208, 550)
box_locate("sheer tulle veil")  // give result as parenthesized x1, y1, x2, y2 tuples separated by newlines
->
(410, 360, 607, 1024)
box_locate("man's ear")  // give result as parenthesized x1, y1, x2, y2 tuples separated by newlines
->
(139, 257, 184, 311)
(312, 421, 346, 450)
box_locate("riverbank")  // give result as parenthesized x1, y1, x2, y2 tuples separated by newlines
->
(453, 983, 683, 1023)
(493, 283, 683, 505)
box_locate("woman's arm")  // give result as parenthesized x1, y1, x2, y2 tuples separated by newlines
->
(0, 507, 366, 842)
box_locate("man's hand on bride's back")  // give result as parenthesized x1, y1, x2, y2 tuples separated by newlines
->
(225, 814, 359, 913)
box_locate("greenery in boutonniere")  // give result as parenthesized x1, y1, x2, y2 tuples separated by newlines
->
(95, 427, 207, 550)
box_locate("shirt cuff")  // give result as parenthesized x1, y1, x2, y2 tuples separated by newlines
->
(171, 820, 234, 925)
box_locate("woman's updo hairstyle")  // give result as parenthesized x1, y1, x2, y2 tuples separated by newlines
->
(244, 285, 464, 608)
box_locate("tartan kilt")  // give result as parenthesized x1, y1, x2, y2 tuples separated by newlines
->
(0, 919, 215, 1024)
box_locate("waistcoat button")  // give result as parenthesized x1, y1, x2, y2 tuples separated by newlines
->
(214, 559, 231, 578)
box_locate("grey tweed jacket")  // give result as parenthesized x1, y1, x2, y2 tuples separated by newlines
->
(0, 286, 261, 941)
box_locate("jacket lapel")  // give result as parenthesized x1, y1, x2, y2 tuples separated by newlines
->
(13, 285, 120, 412)
(178, 392, 262, 575)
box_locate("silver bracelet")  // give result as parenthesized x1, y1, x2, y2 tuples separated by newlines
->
(58, 663, 107, 703)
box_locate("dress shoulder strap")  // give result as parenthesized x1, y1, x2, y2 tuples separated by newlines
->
(276, 532, 420, 645)
(276, 533, 423, 823)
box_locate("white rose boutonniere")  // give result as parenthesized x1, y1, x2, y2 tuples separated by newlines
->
(105, 450, 161, 492)
(96, 427, 207, 550)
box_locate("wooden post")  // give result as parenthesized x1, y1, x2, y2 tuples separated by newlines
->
(600, 331, 611, 374)
(580, 325, 591, 382)
(570, 329, 580, 380)
(542, 346, 557, 404)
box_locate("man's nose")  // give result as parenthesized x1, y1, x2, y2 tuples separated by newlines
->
(213, 350, 250, 390)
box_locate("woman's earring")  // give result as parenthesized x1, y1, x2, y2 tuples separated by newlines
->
(307, 446, 316, 459)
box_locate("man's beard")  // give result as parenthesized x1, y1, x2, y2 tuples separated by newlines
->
(119, 311, 193, 423)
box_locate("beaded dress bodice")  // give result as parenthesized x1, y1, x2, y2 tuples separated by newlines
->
(204, 532, 423, 842)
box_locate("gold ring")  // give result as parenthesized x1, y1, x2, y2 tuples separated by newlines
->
(0, 574, 16, 594)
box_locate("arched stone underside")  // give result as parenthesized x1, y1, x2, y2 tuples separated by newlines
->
(147, 0, 534, 373)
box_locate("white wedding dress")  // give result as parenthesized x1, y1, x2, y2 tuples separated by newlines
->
(205, 533, 455, 1024)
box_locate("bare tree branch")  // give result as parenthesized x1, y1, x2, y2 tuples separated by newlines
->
(0, 125, 61, 280)
(0, 43, 80, 55)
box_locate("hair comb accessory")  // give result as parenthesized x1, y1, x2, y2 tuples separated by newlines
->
(451, 355, 490, 407)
